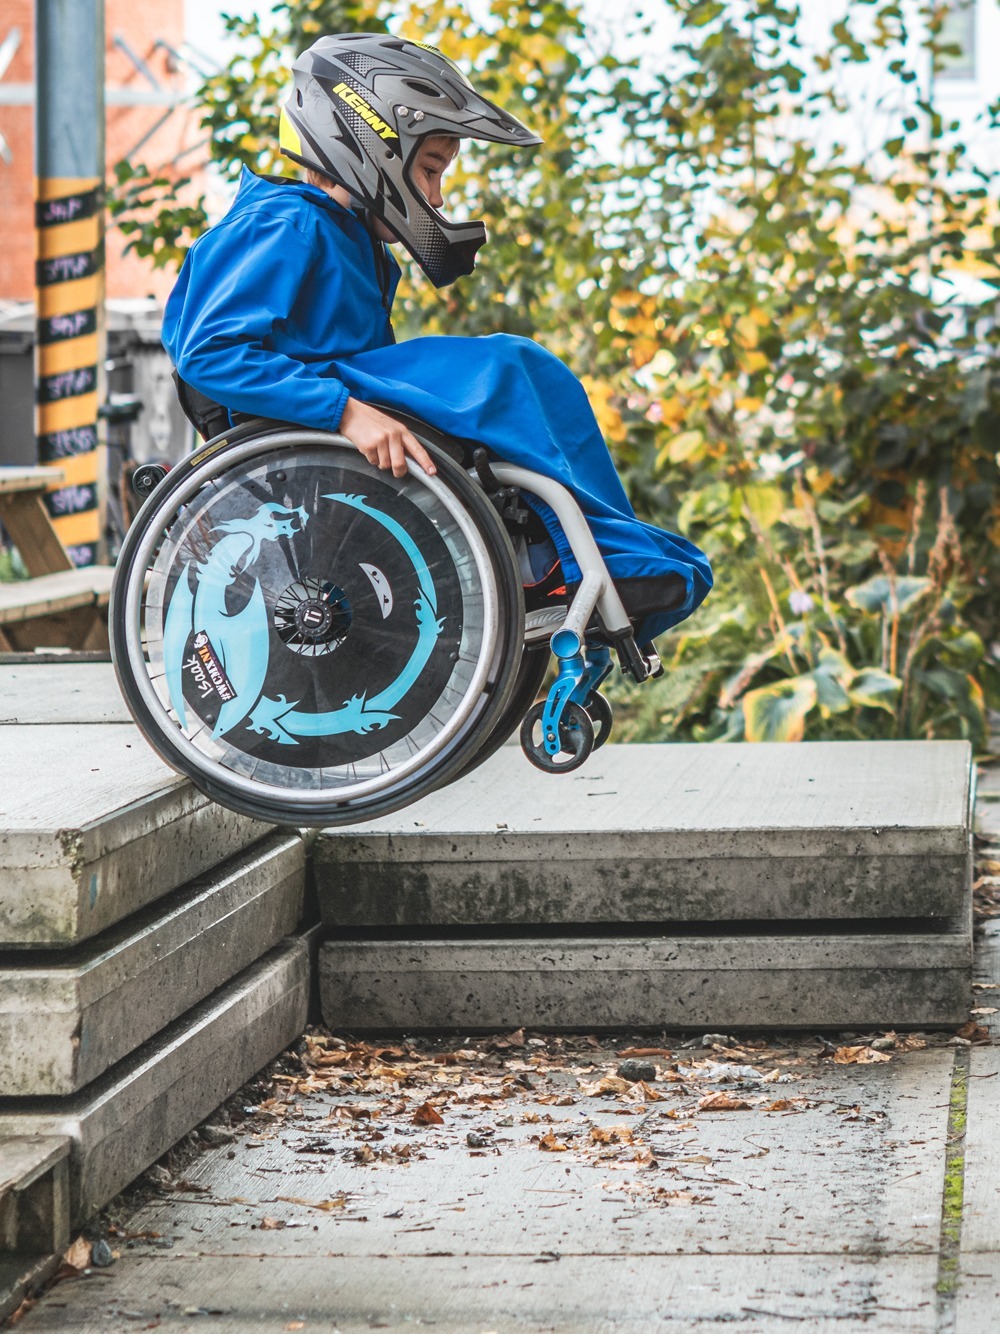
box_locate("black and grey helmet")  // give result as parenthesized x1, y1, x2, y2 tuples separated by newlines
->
(279, 33, 542, 287)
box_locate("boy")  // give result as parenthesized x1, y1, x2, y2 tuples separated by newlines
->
(162, 32, 711, 643)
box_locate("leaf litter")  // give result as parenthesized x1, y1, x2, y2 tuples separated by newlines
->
(123, 1021, 944, 1229)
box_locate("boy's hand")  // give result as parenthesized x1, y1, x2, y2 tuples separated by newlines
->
(338, 398, 437, 478)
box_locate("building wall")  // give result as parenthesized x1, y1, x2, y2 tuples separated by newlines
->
(0, 0, 204, 303)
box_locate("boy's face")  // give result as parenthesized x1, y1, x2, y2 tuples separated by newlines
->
(410, 134, 460, 210)
(373, 134, 459, 243)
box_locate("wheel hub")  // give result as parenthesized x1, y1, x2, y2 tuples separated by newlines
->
(273, 578, 352, 656)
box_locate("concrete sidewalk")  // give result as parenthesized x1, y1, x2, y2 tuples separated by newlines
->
(7, 1003, 996, 1333)
(4, 757, 996, 1333)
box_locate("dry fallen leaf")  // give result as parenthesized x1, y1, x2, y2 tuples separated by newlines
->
(259, 1217, 285, 1230)
(655, 1189, 703, 1206)
(412, 1102, 444, 1126)
(957, 1021, 991, 1043)
(763, 1098, 810, 1112)
(619, 1047, 673, 1059)
(63, 1237, 91, 1271)
(698, 1091, 752, 1111)
(590, 1125, 634, 1145)
(539, 1132, 569, 1152)
(577, 1075, 632, 1097)
(832, 1045, 892, 1065)
(892, 1034, 927, 1052)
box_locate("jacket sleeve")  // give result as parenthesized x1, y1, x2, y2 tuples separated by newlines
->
(162, 211, 350, 431)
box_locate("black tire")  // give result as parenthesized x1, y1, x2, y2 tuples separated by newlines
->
(520, 699, 594, 774)
(111, 422, 524, 826)
(585, 691, 613, 749)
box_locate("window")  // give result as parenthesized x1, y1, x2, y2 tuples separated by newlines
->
(936, 0, 977, 81)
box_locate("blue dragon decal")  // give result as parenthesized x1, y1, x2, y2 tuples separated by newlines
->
(162, 493, 444, 747)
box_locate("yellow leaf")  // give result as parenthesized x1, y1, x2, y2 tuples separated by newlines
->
(631, 337, 659, 369)
(663, 430, 706, 465)
(735, 315, 759, 348)
(741, 350, 769, 374)
(743, 484, 784, 530)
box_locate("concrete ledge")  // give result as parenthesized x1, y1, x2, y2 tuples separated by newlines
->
(0, 724, 275, 945)
(0, 937, 309, 1226)
(0, 663, 132, 725)
(0, 834, 306, 1095)
(319, 933, 971, 1032)
(315, 742, 973, 927)
(0, 1136, 70, 1322)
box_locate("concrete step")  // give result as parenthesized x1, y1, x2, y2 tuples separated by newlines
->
(315, 742, 973, 928)
(0, 937, 309, 1227)
(0, 1136, 70, 1321)
(0, 722, 274, 945)
(0, 833, 305, 1096)
(0, 661, 131, 725)
(320, 931, 971, 1032)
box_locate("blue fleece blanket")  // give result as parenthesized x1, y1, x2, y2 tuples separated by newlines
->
(163, 168, 711, 640)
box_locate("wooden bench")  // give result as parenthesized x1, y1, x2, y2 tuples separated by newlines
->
(0, 468, 71, 578)
(0, 567, 114, 651)
(0, 468, 113, 651)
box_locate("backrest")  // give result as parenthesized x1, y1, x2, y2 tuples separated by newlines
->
(172, 372, 231, 442)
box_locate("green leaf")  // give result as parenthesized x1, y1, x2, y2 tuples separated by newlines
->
(743, 676, 818, 742)
(849, 668, 902, 714)
(742, 484, 784, 531)
(845, 576, 933, 616)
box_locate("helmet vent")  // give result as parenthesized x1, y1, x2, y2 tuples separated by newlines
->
(296, 89, 303, 107)
(404, 79, 444, 99)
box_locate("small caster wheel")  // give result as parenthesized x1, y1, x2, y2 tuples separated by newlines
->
(520, 699, 594, 773)
(131, 463, 169, 498)
(584, 692, 613, 749)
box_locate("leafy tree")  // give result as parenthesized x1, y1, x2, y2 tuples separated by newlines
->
(109, 0, 1000, 744)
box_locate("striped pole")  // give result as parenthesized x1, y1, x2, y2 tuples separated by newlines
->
(34, 0, 105, 567)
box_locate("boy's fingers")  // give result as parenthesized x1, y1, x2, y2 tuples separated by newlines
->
(402, 431, 436, 476)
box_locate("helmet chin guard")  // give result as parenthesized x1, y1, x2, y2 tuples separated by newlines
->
(279, 33, 542, 287)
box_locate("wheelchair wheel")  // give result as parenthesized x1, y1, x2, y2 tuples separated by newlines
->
(452, 640, 550, 782)
(111, 423, 524, 826)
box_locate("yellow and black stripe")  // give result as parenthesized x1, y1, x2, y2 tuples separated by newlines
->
(35, 176, 104, 566)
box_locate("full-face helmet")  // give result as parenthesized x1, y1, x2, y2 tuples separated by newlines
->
(279, 33, 542, 287)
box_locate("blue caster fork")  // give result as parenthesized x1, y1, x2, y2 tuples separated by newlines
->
(519, 635, 614, 773)
(484, 461, 661, 776)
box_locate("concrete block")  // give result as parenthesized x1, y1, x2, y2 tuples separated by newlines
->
(315, 742, 973, 928)
(0, 834, 305, 1095)
(0, 1136, 70, 1322)
(0, 938, 309, 1226)
(0, 723, 274, 945)
(319, 933, 971, 1032)
(0, 662, 130, 725)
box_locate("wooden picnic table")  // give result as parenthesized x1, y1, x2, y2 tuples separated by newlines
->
(0, 467, 112, 651)
(0, 466, 72, 577)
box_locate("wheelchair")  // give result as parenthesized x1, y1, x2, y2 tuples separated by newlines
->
(110, 410, 679, 827)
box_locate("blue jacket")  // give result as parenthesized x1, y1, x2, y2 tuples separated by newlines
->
(163, 169, 711, 639)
